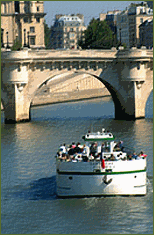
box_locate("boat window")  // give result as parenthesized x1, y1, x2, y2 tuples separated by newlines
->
(102, 142, 110, 152)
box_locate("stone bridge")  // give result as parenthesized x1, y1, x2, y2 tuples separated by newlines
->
(1, 47, 153, 123)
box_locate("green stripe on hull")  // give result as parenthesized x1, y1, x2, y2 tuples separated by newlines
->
(84, 138, 115, 141)
(57, 169, 146, 175)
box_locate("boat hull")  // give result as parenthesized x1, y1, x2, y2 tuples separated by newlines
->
(56, 160, 147, 197)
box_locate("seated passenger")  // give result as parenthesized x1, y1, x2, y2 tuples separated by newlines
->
(72, 142, 76, 148)
(75, 154, 82, 162)
(115, 154, 122, 161)
(110, 154, 116, 161)
(74, 143, 82, 154)
(89, 154, 94, 161)
(61, 153, 67, 161)
(138, 151, 147, 159)
(132, 152, 138, 160)
(82, 144, 90, 157)
(68, 145, 75, 156)
(66, 154, 71, 162)
(59, 144, 67, 153)
(72, 156, 77, 162)
(82, 155, 89, 162)
(127, 155, 132, 160)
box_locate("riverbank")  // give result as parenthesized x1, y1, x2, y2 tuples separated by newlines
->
(1, 88, 110, 111)
(32, 88, 110, 107)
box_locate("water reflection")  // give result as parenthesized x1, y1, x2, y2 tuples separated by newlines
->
(1, 96, 153, 234)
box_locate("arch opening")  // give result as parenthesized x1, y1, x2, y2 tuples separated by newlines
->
(145, 90, 153, 118)
(30, 71, 110, 109)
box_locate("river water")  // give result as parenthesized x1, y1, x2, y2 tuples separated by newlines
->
(1, 95, 153, 234)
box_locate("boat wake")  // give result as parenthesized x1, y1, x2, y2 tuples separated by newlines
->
(146, 177, 153, 194)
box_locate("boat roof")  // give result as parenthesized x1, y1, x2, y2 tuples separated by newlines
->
(82, 130, 115, 142)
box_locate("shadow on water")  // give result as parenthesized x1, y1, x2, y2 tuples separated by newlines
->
(12, 175, 153, 201)
(13, 176, 57, 201)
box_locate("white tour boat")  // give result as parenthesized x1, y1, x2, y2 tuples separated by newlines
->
(56, 128, 147, 197)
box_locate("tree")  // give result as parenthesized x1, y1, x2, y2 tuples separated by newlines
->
(78, 18, 114, 49)
(11, 40, 22, 51)
(44, 21, 51, 49)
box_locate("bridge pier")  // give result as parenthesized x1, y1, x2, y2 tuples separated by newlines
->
(1, 52, 30, 123)
(114, 81, 146, 120)
(2, 83, 30, 124)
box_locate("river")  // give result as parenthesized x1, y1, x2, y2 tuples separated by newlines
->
(1, 94, 153, 234)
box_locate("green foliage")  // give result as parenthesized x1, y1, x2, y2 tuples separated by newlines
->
(11, 40, 22, 51)
(78, 18, 115, 49)
(44, 21, 51, 49)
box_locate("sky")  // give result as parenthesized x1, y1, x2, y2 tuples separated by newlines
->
(44, 1, 141, 27)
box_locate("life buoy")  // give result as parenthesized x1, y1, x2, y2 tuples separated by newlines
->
(103, 175, 112, 185)
(101, 159, 105, 169)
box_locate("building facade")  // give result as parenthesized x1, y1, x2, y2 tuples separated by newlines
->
(100, 10, 122, 47)
(100, 10, 121, 33)
(117, 2, 153, 48)
(50, 14, 86, 49)
(139, 19, 153, 48)
(1, 1, 45, 49)
(116, 9, 130, 47)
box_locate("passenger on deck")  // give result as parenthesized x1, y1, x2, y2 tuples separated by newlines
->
(72, 142, 76, 148)
(110, 154, 116, 161)
(89, 154, 94, 161)
(127, 155, 132, 160)
(82, 155, 89, 162)
(59, 144, 67, 153)
(68, 145, 75, 156)
(82, 144, 89, 157)
(90, 143, 97, 156)
(66, 154, 71, 162)
(138, 151, 147, 159)
(132, 152, 138, 160)
(119, 141, 124, 150)
(74, 143, 82, 154)
(101, 143, 105, 154)
(72, 156, 77, 162)
(61, 153, 67, 161)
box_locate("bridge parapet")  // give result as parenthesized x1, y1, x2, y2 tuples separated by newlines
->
(117, 47, 153, 61)
(27, 49, 118, 60)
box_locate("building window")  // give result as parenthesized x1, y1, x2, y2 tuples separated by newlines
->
(70, 28, 74, 32)
(14, 1, 20, 13)
(24, 17, 28, 23)
(69, 33, 75, 38)
(36, 17, 40, 23)
(30, 37, 35, 45)
(30, 27, 35, 33)
(37, 6, 39, 12)
(70, 40, 75, 43)
(140, 18, 143, 24)
(4, 3, 7, 14)
(24, 2, 30, 13)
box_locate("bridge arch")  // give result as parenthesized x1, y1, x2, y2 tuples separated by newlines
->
(29, 70, 122, 120)
(29, 70, 107, 108)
